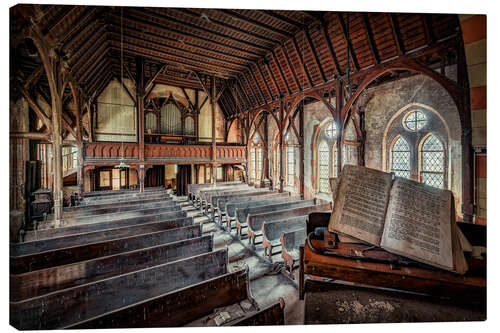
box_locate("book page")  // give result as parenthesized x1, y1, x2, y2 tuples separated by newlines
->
(328, 165, 393, 245)
(380, 178, 454, 272)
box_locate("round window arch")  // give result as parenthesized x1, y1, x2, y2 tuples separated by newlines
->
(403, 110, 427, 132)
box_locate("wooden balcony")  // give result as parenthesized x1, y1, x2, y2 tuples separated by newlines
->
(83, 142, 246, 166)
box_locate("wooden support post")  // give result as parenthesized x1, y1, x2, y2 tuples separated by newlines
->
(136, 57, 145, 192)
(211, 75, 217, 185)
(299, 105, 304, 196)
(279, 100, 285, 193)
(263, 114, 269, 180)
(336, 81, 343, 175)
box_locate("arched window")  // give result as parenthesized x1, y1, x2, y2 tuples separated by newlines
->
(250, 147, 256, 181)
(287, 146, 295, 186)
(315, 121, 338, 193)
(391, 136, 411, 179)
(386, 107, 448, 190)
(420, 134, 445, 189)
(185, 116, 195, 136)
(160, 103, 182, 135)
(250, 133, 263, 182)
(318, 141, 330, 193)
(145, 112, 157, 133)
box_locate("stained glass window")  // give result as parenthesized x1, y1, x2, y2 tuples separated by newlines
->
(319, 141, 330, 192)
(404, 110, 427, 132)
(256, 148, 262, 179)
(287, 146, 295, 186)
(253, 133, 260, 144)
(391, 136, 411, 179)
(325, 122, 337, 139)
(250, 148, 256, 180)
(421, 134, 445, 189)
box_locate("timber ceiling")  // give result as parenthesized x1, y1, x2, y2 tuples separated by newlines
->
(11, 5, 461, 119)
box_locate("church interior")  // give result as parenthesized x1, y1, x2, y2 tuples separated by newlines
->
(9, 3, 487, 328)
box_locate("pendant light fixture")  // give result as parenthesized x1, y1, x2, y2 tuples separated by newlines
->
(115, 7, 130, 169)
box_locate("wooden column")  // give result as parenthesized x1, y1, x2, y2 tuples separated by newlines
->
(69, 82, 84, 197)
(263, 114, 269, 180)
(136, 57, 145, 192)
(279, 101, 285, 193)
(299, 105, 305, 196)
(336, 81, 344, 175)
(211, 75, 217, 185)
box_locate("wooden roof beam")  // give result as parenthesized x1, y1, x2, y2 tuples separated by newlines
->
(336, 13, 360, 72)
(123, 9, 262, 59)
(318, 16, 341, 74)
(280, 45, 302, 91)
(271, 50, 292, 95)
(361, 13, 380, 65)
(254, 62, 273, 102)
(291, 37, 314, 87)
(388, 13, 404, 56)
(304, 26, 327, 82)
(247, 67, 266, 106)
(262, 58, 281, 98)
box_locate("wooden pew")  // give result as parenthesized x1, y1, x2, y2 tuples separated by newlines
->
(62, 199, 179, 218)
(238, 199, 315, 241)
(198, 185, 252, 211)
(231, 299, 285, 326)
(11, 235, 214, 302)
(205, 188, 264, 217)
(24, 210, 188, 241)
(65, 268, 284, 328)
(247, 201, 331, 247)
(10, 249, 229, 330)
(80, 192, 171, 206)
(82, 186, 165, 198)
(13, 216, 193, 257)
(281, 228, 307, 277)
(62, 194, 172, 215)
(11, 223, 200, 274)
(261, 216, 307, 258)
(212, 190, 279, 224)
(227, 195, 301, 233)
(189, 181, 243, 204)
(201, 187, 254, 214)
(61, 204, 182, 226)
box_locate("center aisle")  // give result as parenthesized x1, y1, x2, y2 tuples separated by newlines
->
(173, 194, 305, 325)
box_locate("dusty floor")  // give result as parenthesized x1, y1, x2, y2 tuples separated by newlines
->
(173, 195, 305, 325)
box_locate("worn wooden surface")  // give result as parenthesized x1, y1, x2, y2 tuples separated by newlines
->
(222, 193, 295, 223)
(12, 217, 194, 257)
(63, 204, 182, 225)
(245, 201, 330, 243)
(302, 239, 486, 304)
(24, 209, 187, 241)
(63, 199, 179, 218)
(63, 195, 172, 214)
(262, 216, 307, 256)
(10, 249, 229, 330)
(231, 300, 285, 326)
(11, 235, 214, 301)
(82, 187, 164, 198)
(304, 279, 485, 324)
(11, 223, 201, 274)
(281, 228, 307, 274)
(68, 268, 251, 328)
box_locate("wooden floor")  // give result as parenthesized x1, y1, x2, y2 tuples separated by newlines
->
(172, 194, 305, 325)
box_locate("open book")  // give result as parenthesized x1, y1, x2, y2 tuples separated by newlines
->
(329, 165, 468, 274)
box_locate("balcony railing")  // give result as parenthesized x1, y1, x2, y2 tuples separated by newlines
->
(84, 142, 247, 164)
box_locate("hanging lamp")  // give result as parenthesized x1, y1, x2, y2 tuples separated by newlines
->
(115, 7, 130, 169)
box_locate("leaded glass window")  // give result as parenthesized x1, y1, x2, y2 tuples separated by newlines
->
(325, 122, 337, 139)
(250, 148, 256, 180)
(287, 146, 295, 186)
(256, 148, 262, 180)
(333, 145, 338, 178)
(421, 134, 445, 189)
(319, 141, 330, 193)
(253, 133, 260, 144)
(391, 136, 411, 179)
(404, 110, 427, 132)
